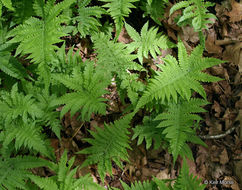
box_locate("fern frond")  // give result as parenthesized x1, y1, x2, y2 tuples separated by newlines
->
(30, 150, 105, 190)
(173, 159, 206, 190)
(12, 0, 34, 24)
(154, 98, 208, 163)
(78, 114, 132, 182)
(121, 180, 157, 190)
(0, 83, 43, 124)
(2, 120, 54, 159)
(170, 0, 216, 32)
(0, 0, 14, 16)
(132, 116, 165, 149)
(51, 61, 110, 121)
(125, 21, 174, 63)
(141, 0, 168, 25)
(135, 41, 223, 110)
(73, 0, 106, 37)
(8, 0, 75, 89)
(0, 156, 49, 190)
(99, 0, 138, 38)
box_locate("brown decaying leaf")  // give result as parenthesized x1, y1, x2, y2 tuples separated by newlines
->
(225, 0, 242, 22)
(219, 148, 229, 165)
(205, 29, 223, 55)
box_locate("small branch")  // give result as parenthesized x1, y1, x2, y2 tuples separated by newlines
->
(199, 125, 239, 139)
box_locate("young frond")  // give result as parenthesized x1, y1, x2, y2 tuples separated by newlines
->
(135, 41, 223, 111)
(170, 0, 216, 32)
(154, 98, 208, 163)
(51, 61, 110, 121)
(2, 120, 54, 159)
(78, 114, 133, 182)
(0, 156, 49, 190)
(73, 0, 106, 37)
(132, 116, 164, 149)
(99, 0, 138, 38)
(0, 83, 43, 125)
(125, 21, 174, 63)
(173, 159, 206, 190)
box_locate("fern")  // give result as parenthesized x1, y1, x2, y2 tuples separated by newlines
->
(73, 0, 106, 37)
(1, 120, 54, 159)
(140, 0, 168, 25)
(121, 180, 157, 190)
(154, 98, 208, 163)
(99, 0, 138, 39)
(0, 156, 50, 190)
(0, 83, 43, 125)
(132, 116, 165, 149)
(173, 159, 206, 190)
(7, 0, 76, 89)
(125, 21, 174, 64)
(135, 40, 223, 111)
(170, 0, 216, 32)
(78, 114, 133, 181)
(51, 61, 110, 121)
(0, 0, 14, 16)
(29, 150, 105, 190)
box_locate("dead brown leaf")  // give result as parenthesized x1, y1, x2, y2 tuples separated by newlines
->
(225, 0, 242, 22)
(205, 30, 223, 54)
(219, 148, 229, 165)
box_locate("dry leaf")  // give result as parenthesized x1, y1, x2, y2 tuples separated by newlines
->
(205, 30, 223, 54)
(225, 0, 242, 22)
(219, 148, 229, 165)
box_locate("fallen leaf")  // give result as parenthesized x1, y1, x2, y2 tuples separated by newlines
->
(225, 0, 242, 22)
(219, 148, 229, 165)
(205, 30, 223, 54)
(156, 168, 170, 180)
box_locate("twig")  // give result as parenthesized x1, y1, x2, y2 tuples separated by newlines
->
(199, 124, 239, 139)
(69, 122, 84, 142)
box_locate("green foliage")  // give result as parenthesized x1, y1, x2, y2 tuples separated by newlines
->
(7, 0, 76, 89)
(140, 0, 168, 25)
(125, 21, 174, 64)
(173, 159, 206, 190)
(30, 150, 105, 190)
(135, 40, 223, 111)
(170, 0, 216, 32)
(99, 0, 138, 39)
(0, 0, 14, 16)
(73, 0, 106, 37)
(132, 116, 165, 149)
(51, 61, 110, 121)
(78, 114, 133, 182)
(0, 156, 50, 190)
(121, 180, 157, 190)
(155, 98, 208, 163)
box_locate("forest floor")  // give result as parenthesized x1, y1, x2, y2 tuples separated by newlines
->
(36, 0, 242, 189)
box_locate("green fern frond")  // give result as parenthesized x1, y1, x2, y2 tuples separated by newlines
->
(135, 41, 223, 111)
(12, 0, 34, 24)
(132, 116, 165, 149)
(78, 114, 133, 182)
(99, 0, 138, 38)
(0, 83, 43, 124)
(173, 159, 206, 190)
(141, 0, 168, 25)
(154, 98, 208, 163)
(73, 0, 106, 37)
(2, 120, 54, 159)
(0, 0, 14, 16)
(170, 0, 216, 32)
(51, 61, 110, 121)
(0, 156, 49, 190)
(7, 0, 75, 90)
(121, 180, 157, 190)
(29, 150, 105, 190)
(125, 21, 174, 63)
